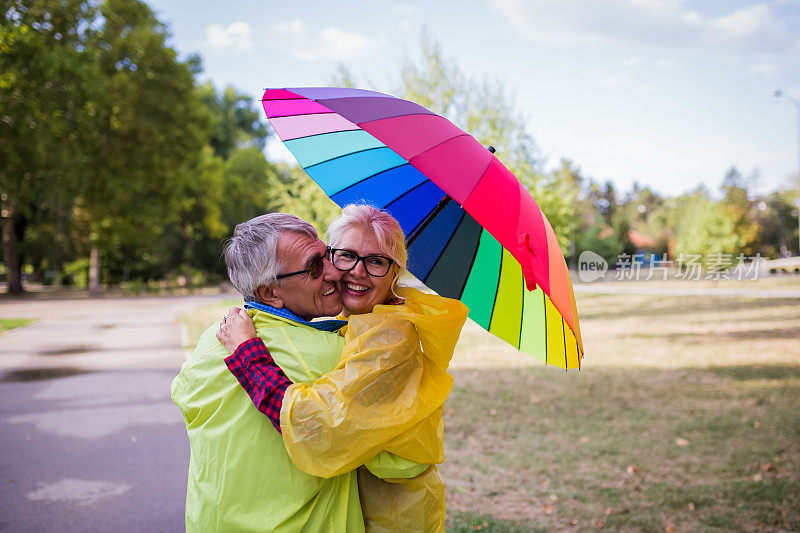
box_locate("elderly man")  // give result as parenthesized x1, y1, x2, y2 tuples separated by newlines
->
(171, 213, 364, 532)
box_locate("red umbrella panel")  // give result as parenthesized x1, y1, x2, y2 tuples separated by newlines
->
(262, 87, 583, 369)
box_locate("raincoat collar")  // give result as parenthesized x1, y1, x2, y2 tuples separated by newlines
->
(244, 301, 346, 332)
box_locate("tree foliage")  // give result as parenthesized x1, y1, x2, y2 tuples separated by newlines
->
(1, 0, 100, 292)
(0, 0, 281, 292)
(2, 13, 798, 294)
(674, 190, 741, 257)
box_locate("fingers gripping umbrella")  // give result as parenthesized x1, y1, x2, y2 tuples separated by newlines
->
(262, 87, 583, 369)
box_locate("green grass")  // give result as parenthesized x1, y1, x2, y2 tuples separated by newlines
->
(179, 297, 242, 347)
(445, 511, 543, 532)
(443, 291, 800, 532)
(0, 318, 33, 333)
(180, 280, 800, 531)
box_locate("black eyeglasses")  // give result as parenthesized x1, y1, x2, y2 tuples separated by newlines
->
(329, 248, 395, 277)
(275, 249, 329, 280)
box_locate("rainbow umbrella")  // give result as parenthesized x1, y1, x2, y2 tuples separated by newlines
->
(261, 87, 583, 369)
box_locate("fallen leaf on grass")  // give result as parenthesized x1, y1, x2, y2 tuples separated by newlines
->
(627, 464, 641, 475)
(579, 436, 591, 444)
(760, 463, 776, 472)
(675, 437, 689, 446)
(665, 525, 676, 533)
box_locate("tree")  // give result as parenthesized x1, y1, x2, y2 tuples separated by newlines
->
(328, 63, 357, 89)
(757, 189, 799, 257)
(77, 0, 211, 294)
(1, 0, 100, 294)
(219, 147, 284, 230)
(199, 82, 269, 159)
(276, 164, 341, 234)
(674, 190, 741, 258)
(575, 219, 624, 264)
(167, 83, 272, 287)
(719, 166, 760, 255)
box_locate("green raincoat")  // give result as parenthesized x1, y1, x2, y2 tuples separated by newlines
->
(171, 312, 364, 532)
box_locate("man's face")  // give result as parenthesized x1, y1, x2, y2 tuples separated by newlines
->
(264, 232, 343, 320)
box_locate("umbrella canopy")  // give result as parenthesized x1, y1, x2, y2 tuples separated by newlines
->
(262, 87, 583, 369)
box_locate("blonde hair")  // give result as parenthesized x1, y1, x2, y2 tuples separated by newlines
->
(326, 203, 407, 293)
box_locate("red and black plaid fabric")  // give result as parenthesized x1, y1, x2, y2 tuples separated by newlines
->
(224, 337, 290, 433)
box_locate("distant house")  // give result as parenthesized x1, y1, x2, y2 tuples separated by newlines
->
(628, 229, 656, 251)
(599, 227, 660, 266)
(598, 227, 657, 252)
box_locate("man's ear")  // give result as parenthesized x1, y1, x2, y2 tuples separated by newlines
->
(255, 285, 284, 309)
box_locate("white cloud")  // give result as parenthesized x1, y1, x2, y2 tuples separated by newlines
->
(392, 3, 423, 15)
(746, 61, 779, 75)
(710, 4, 794, 53)
(657, 58, 682, 70)
(269, 20, 381, 61)
(619, 56, 643, 67)
(634, 84, 658, 94)
(598, 72, 629, 86)
(205, 21, 253, 51)
(489, 0, 798, 55)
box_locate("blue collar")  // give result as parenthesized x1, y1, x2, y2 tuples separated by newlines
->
(244, 301, 347, 332)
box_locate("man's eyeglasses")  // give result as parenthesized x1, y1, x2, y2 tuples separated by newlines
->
(329, 248, 394, 277)
(275, 249, 328, 280)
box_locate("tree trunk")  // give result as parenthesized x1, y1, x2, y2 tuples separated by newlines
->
(179, 220, 194, 289)
(1, 204, 23, 295)
(184, 236, 195, 289)
(89, 246, 101, 296)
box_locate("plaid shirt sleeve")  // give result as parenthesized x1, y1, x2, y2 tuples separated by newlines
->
(224, 337, 290, 434)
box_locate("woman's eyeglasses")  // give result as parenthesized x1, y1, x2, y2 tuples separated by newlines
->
(328, 248, 394, 277)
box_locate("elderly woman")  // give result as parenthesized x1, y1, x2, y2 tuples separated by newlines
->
(218, 204, 468, 532)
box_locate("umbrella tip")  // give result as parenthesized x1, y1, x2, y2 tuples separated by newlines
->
(486, 145, 496, 153)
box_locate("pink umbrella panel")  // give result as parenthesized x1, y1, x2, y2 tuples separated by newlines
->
(262, 87, 583, 369)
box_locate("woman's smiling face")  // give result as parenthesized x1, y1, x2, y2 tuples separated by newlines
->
(334, 225, 396, 316)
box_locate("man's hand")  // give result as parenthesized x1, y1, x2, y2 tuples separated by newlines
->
(217, 307, 257, 354)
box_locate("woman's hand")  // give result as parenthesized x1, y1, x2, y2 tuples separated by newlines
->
(216, 306, 257, 354)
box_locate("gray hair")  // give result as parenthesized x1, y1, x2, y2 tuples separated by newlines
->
(224, 213, 317, 301)
(326, 203, 408, 277)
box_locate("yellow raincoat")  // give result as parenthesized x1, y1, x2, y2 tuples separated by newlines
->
(171, 313, 364, 532)
(280, 287, 469, 532)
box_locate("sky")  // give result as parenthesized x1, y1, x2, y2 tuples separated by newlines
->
(145, 0, 800, 197)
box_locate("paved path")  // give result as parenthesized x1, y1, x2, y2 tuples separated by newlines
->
(0, 294, 231, 532)
(573, 284, 800, 298)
